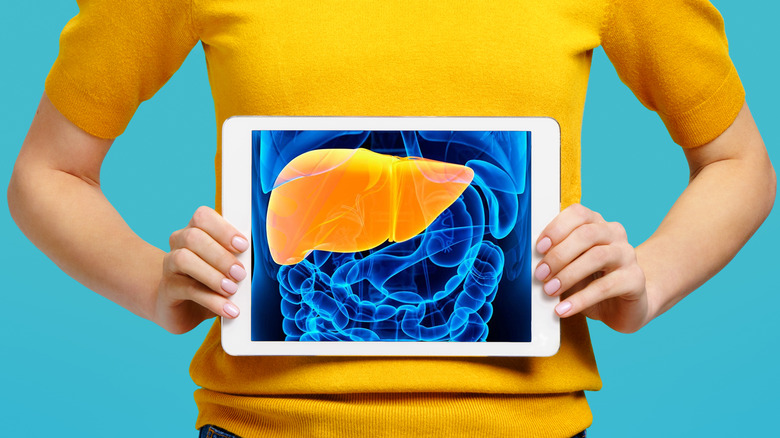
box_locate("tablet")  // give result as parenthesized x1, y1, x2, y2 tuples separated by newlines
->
(221, 116, 560, 356)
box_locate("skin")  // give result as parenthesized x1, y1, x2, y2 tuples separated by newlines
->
(535, 102, 776, 333)
(7, 93, 776, 335)
(8, 94, 246, 334)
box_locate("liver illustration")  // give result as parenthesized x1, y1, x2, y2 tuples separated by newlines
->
(267, 148, 474, 265)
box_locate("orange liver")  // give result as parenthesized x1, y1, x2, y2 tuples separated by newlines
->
(267, 148, 474, 265)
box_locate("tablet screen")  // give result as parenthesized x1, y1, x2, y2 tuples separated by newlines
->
(250, 130, 532, 343)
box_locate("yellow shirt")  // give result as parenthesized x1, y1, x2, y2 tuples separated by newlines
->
(46, 0, 744, 436)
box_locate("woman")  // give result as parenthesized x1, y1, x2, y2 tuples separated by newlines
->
(7, 0, 775, 436)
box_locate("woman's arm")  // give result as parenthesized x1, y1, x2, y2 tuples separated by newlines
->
(534, 102, 776, 333)
(638, 102, 775, 320)
(7, 93, 247, 334)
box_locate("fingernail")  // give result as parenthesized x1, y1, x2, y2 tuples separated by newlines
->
(555, 301, 572, 316)
(224, 302, 240, 318)
(229, 264, 247, 281)
(232, 236, 249, 252)
(221, 278, 238, 294)
(537, 237, 552, 254)
(535, 263, 550, 281)
(544, 278, 561, 295)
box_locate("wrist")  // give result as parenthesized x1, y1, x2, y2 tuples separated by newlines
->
(132, 248, 166, 324)
(634, 242, 668, 329)
(641, 277, 662, 328)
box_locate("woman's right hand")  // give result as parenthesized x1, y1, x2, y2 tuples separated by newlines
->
(154, 206, 249, 334)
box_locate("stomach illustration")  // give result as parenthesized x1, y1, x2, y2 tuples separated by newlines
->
(252, 130, 532, 342)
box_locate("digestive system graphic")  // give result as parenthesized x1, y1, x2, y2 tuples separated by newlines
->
(254, 130, 529, 341)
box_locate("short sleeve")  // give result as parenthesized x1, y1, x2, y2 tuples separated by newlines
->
(601, 0, 745, 148)
(45, 0, 199, 139)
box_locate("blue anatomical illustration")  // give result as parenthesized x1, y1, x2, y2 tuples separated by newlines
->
(251, 130, 531, 342)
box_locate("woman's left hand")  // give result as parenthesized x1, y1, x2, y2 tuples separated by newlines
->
(535, 203, 651, 333)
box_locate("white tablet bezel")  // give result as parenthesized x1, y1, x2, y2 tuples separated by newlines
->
(221, 116, 560, 356)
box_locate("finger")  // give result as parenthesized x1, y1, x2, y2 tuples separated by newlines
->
(536, 222, 614, 281)
(168, 275, 241, 319)
(171, 227, 247, 281)
(166, 248, 239, 297)
(536, 204, 604, 254)
(554, 268, 641, 318)
(188, 206, 249, 253)
(541, 244, 624, 297)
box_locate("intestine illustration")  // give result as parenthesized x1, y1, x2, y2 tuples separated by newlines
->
(252, 130, 529, 342)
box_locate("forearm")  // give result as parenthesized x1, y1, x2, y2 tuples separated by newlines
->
(10, 94, 245, 335)
(8, 164, 164, 321)
(637, 116, 775, 325)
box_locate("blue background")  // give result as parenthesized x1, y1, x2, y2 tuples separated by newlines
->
(1, 2, 776, 436)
